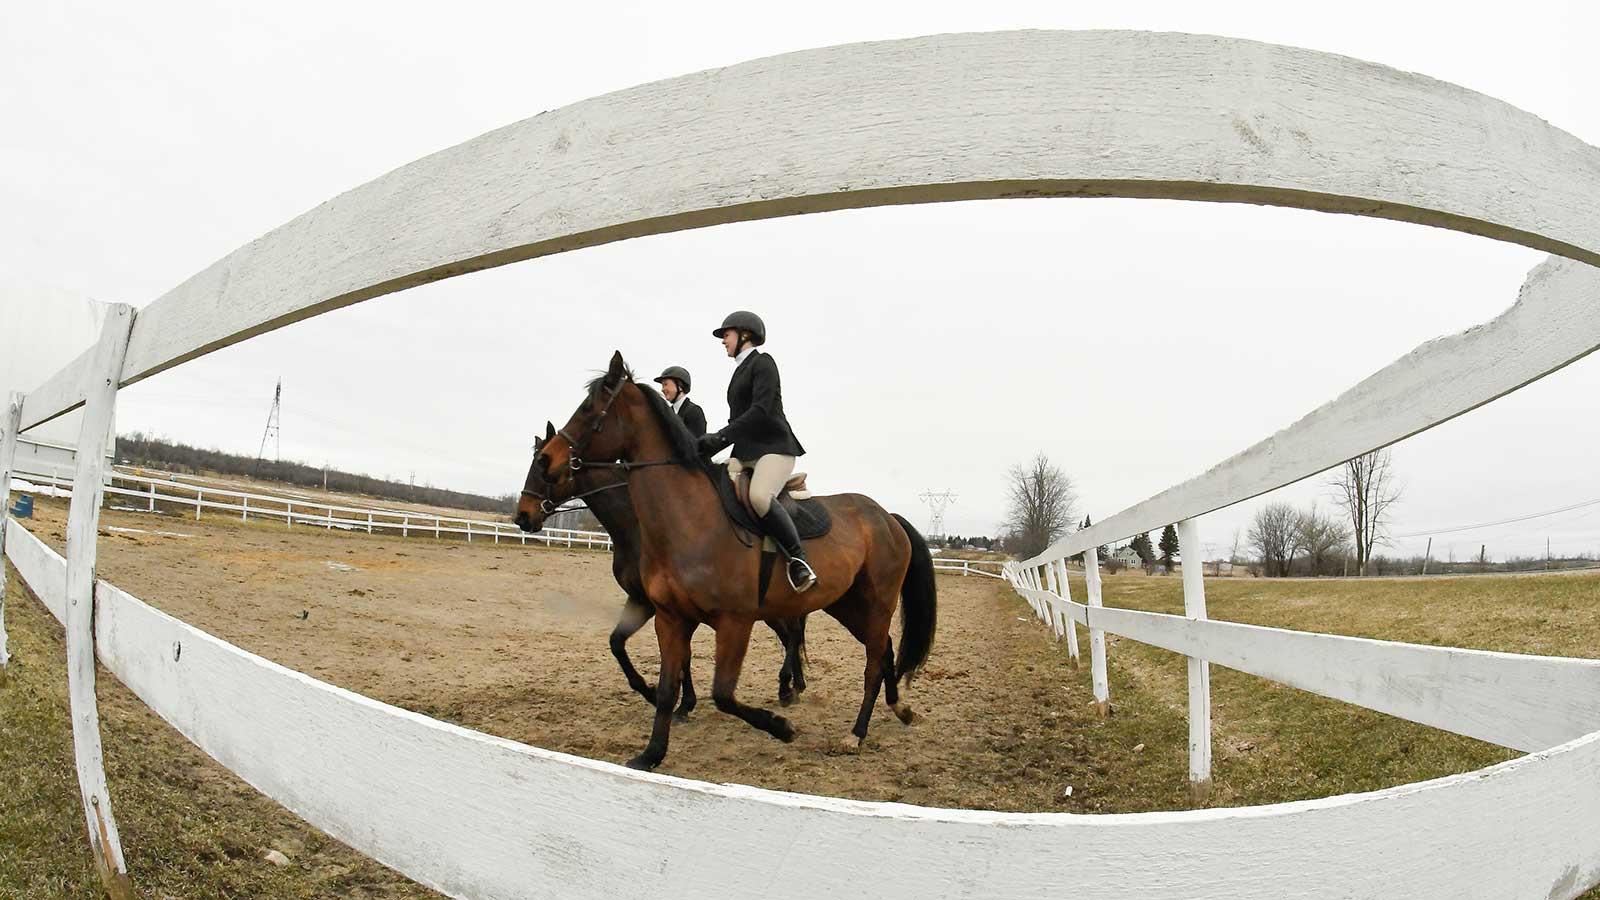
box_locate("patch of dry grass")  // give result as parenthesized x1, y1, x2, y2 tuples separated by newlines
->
(0, 573, 440, 899)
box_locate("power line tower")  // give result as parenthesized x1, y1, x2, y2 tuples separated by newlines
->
(254, 379, 281, 476)
(919, 489, 957, 539)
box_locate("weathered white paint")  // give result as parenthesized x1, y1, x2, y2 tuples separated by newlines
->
(1023, 257, 1600, 567)
(1177, 518, 1213, 788)
(1091, 599, 1600, 753)
(1056, 559, 1080, 666)
(1043, 560, 1064, 640)
(1084, 554, 1110, 716)
(0, 277, 115, 448)
(61, 304, 134, 899)
(19, 30, 1600, 432)
(6, 520, 1600, 899)
(0, 391, 21, 674)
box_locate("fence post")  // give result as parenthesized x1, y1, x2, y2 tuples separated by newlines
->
(286, 502, 292, 528)
(402, 516, 408, 538)
(195, 490, 203, 520)
(1177, 517, 1213, 797)
(1056, 558, 1080, 667)
(147, 481, 155, 512)
(1084, 550, 1110, 717)
(1042, 561, 1060, 639)
(242, 496, 248, 522)
(327, 506, 333, 531)
(62, 304, 136, 898)
(466, 521, 472, 542)
(0, 391, 23, 679)
(366, 512, 373, 534)
(434, 517, 440, 539)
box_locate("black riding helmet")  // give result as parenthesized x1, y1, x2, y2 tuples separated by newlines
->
(653, 365, 691, 393)
(712, 310, 766, 346)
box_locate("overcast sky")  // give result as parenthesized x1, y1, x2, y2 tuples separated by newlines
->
(4, 1, 1597, 563)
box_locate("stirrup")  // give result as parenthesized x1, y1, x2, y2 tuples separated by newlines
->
(787, 557, 817, 593)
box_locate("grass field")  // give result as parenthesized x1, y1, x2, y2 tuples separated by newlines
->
(4, 506, 1598, 897)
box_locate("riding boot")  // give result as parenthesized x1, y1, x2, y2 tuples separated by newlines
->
(761, 502, 817, 592)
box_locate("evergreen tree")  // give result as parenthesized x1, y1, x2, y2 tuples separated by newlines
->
(1159, 524, 1181, 574)
(1129, 532, 1155, 565)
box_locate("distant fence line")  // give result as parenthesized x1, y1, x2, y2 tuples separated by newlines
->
(12, 467, 614, 550)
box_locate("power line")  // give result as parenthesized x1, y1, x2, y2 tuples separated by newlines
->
(1392, 496, 1600, 539)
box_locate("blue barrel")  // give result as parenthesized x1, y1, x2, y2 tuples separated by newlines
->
(10, 494, 33, 519)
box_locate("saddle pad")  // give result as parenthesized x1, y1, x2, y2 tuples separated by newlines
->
(712, 464, 832, 541)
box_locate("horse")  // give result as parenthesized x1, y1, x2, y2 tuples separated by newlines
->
(517, 423, 811, 714)
(516, 351, 936, 770)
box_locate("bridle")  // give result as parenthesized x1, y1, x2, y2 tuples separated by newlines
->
(519, 477, 627, 516)
(519, 380, 674, 515)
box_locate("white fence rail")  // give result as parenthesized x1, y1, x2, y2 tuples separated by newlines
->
(930, 558, 1004, 578)
(14, 468, 612, 550)
(4, 29, 1600, 899)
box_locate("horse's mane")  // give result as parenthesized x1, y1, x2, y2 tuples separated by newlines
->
(586, 366, 708, 472)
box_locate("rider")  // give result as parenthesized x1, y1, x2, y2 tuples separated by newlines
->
(654, 366, 706, 437)
(696, 311, 817, 593)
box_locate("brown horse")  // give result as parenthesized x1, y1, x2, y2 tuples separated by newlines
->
(517, 351, 937, 770)
(517, 422, 811, 713)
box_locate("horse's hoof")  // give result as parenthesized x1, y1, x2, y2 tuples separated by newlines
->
(625, 753, 662, 771)
(674, 709, 694, 722)
(771, 716, 797, 743)
(778, 692, 796, 707)
(835, 735, 863, 754)
(892, 702, 919, 725)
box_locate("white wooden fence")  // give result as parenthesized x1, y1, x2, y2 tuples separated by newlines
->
(13, 467, 612, 549)
(3, 30, 1599, 900)
(930, 557, 1005, 578)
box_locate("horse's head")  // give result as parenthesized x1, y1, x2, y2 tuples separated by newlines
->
(514, 421, 568, 533)
(514, 351, 643, 532)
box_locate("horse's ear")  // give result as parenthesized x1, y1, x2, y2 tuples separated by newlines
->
(544, 421, 556, 441)
(605, 350, 627, 385)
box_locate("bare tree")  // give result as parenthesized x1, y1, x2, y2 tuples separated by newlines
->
(1296, 504, 1352, 576)
(1249, 501, 1303, 577)
(1002, 454, 1078, 560)
(1329, 449, 1401, 576)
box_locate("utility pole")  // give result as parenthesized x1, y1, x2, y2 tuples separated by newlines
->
(254, 379, 281, 476)
(1422, 537, 1432, 575)
(918, 490, 957, 540)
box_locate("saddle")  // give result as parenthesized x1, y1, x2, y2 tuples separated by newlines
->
(713, 459, 832, 543)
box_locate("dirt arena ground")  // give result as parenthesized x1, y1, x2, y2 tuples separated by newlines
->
(7, 494, 1600, 897)
(10, 497, 1090, 807)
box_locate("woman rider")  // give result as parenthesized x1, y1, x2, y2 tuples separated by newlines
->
(695, 311, 816, 592)
(653, 366, 707, 437)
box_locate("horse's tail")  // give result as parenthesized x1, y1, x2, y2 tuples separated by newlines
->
(890, 513, 937, 683)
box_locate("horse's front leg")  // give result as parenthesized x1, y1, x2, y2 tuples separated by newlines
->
(609, 595, 656, 705)
(711, 616, 795, 743)
(627, 611, 694, 771)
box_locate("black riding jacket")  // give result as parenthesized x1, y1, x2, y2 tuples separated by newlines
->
(720, 350, 805, 461)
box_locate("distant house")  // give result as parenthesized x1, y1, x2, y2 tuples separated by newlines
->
(1113, 546, 1143, 569)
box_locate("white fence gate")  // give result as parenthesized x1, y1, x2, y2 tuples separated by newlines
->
(3, 30, 1599, 899)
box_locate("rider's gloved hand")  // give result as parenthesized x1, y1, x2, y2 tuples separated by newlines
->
(697, 432, 730, 457)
